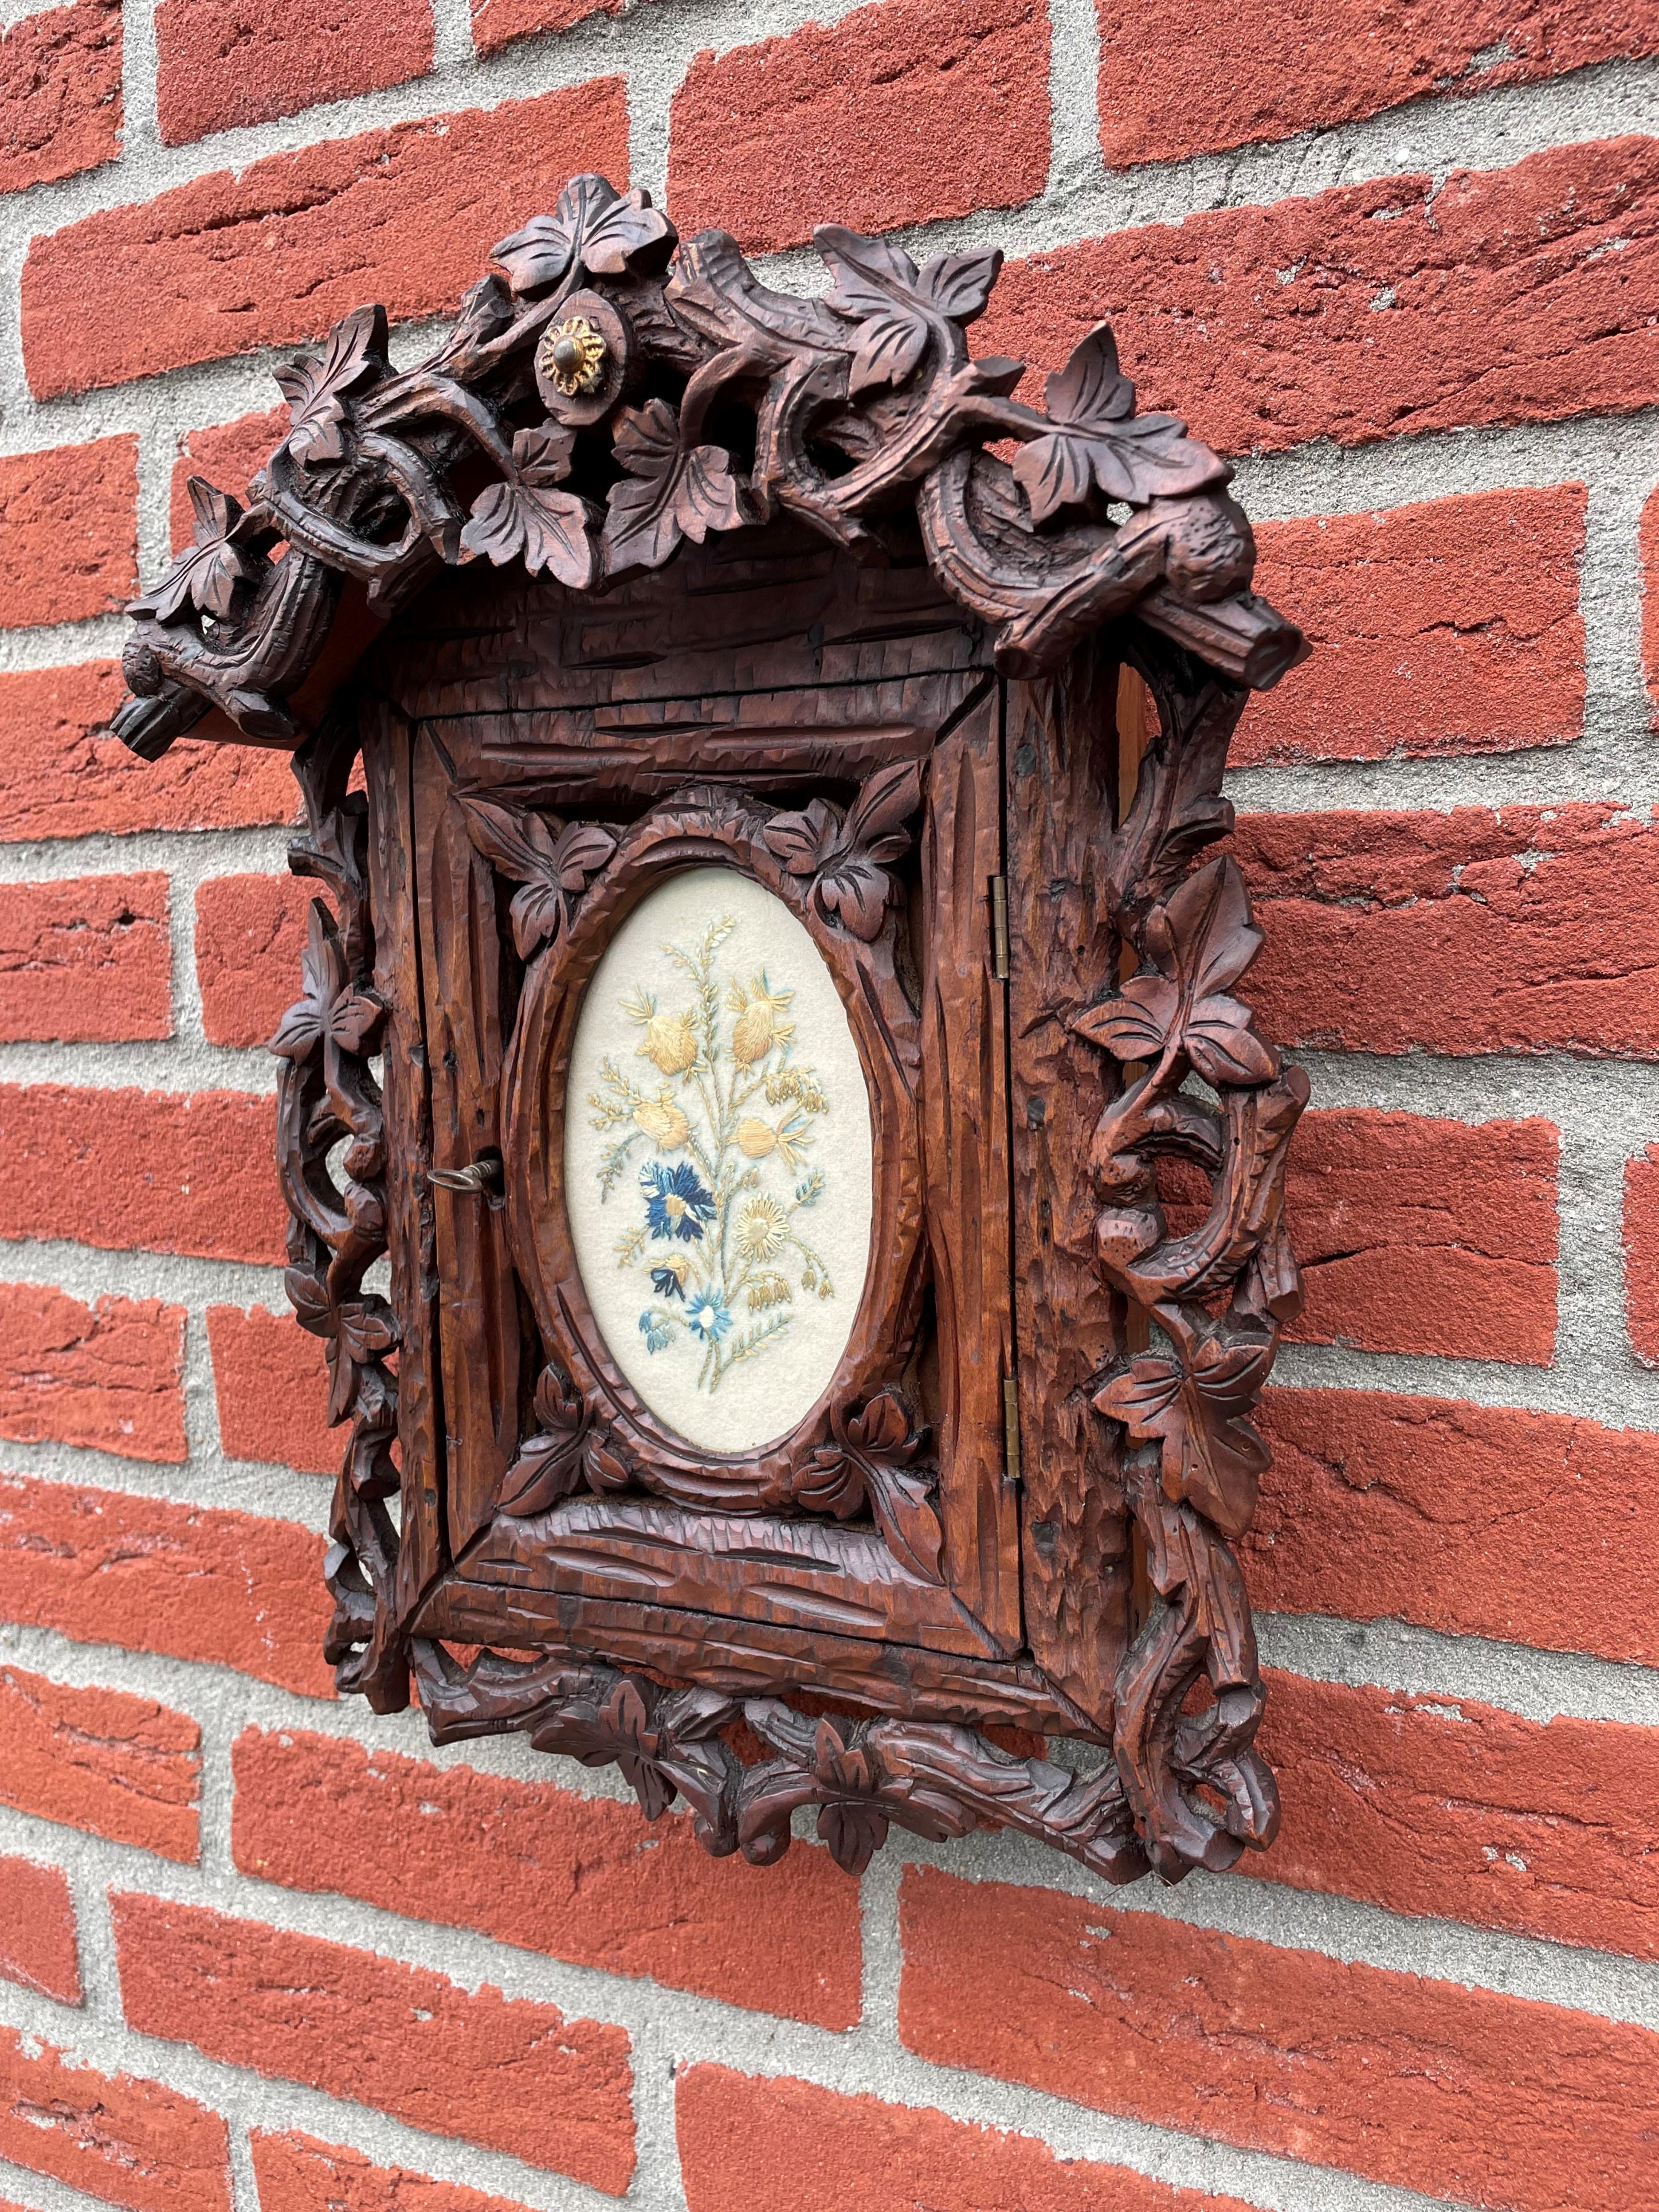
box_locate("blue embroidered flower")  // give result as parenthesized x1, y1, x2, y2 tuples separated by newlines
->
(641, 1159, 715, 1242)
(639, 1310, 673, 1354)
(685, 1289, 732, 1345)
(650, 1263, 687, 1301)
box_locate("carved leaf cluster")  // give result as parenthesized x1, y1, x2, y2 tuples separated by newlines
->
(604, 398, 751, 573)
(457, 794, 617, 958)
(819, 227, 1002, 393)
(801, 1389, 942, 1583)
(764, 760, 921, 939)
(460, 426, 597, 587)
(491, 174, 674, 298)
(131, 480, 263, 625)
(1094, 1329, 1273, 1538)
(274, 303, 386, 469)
(1013, 325, 1225, 522)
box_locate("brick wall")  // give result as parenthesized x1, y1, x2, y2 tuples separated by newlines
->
(0, 3, 1654, 2209)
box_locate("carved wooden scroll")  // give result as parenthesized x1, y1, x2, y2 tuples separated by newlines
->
(116, 174, 1309, 1889)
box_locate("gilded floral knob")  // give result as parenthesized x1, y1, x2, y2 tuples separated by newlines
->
(539, 316, 607, 397)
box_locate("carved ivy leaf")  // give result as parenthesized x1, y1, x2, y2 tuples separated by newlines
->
(819, 1799, 890, 1877)
(491, 175, 674, 299)
(763, 759, 921, 939)
(284, 1260, 333, 1339)
(819, 227, 1002, 395)
(1093, 1332, 1273, 1538)
(604, 398, 751, 573)
(131, 481, 263, 625)
(274, 304, 387, 469)
(457, 793, 617, 960)
(1070, 857, 1277, 1086)
(268, 901, 386, 1060)
(499, 1365, 588, 1517)
(805, 1389, 942, 1583)
(532, 1677, 676, 1821)
(460, 425, 598, 588)
(1013, 323, 1226, 522)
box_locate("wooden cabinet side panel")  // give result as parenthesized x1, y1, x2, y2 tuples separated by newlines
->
(411, 730, 528, 1555)
(363, 705, 445, 1615)
(920, 691, 1021, 1650)
(1005, 658, 1132, 1733)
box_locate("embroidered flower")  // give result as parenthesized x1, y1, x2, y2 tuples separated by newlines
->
(737, 1194, 787, 1262)
(728, 973, 795, 1066)
(685, 1289, 732, 1344)
(641, 1158, 715, 1241)
(650, 1257, 689, 1299)
(736, 1116, 777, 1159)
(633, 1094, 689, 1149)
(639, 1309, 673, 1353)
(640, 1009, 699, 1075)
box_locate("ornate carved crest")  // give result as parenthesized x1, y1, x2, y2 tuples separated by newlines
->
(115, 173, 1309, 1891)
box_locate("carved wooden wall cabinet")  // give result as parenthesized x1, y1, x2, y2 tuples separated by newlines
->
(117, 176, 1311, 1888)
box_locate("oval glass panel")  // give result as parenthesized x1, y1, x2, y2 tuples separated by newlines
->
(563, 865, 874, 1454)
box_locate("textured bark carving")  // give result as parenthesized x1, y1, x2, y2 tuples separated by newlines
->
(111, 171, 1303, 759)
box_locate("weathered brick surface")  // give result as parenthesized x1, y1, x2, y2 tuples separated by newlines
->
(1247, 1389, 1659, 1666)
(1623, 1142, 1659, 1363)
(1234, 488, 1587, 767)
(668, 0, 1050, 254)
(0, 1084, 284, 1262)
(469, 0, 618, 59)
(156, 0, 433, 146)
(1252, 1669, 1659, 1957)
(0, 2027, 230, 2212)
(23, 83, 632, 398)
(114, 1894, 636, 2194)
(206, 1305, 335, 1473)
(1642, 487, 1659, 729)
(0, 437, 136, 627)
(1240, 805, 1659, 1058)
(250, 2133, 538, 2212)
(900, 1868, 1659, 2212)
(0, 664, 295, 843)
(0, 874, 170, 1043)
(0, 1283, 185, 1462)
(232, 1726, 864, 2026)
(0, 1663, 200, 1861)
(677, 2066, 1256, 2211)
(0, 1473, 332, 1696)
(982, 137, 1659, 455)
(1282, 1110, 1558, 1363)
(0, 0, 120, 193)
(195, 872, 313, 1048)
(171, 410, 289, 550)
(1094, 0, 1659, 169)
(0, 1854, 80, 2002)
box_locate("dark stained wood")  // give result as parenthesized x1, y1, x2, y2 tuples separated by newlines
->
(115, 171, 1309, 1890)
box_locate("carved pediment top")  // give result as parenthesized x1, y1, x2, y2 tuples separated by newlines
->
(114, 172, 1307, 760)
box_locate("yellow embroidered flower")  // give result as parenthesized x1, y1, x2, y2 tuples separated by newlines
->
(730, 973, 795, 1066)
(747, 1271, 791, 1311)
(736, 1117, 777, 1159)
(737, 1194, 787, 1261)
(633, 1095, 689, 1150)
(640, 1010, 699, 1075)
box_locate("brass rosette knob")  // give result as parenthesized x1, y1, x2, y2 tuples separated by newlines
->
(539, 316, 607, 397)
(533, 289, 633, 426)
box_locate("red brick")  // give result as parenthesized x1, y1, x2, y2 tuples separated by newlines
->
(0, 1854, 80, 2002)
(156, 0, 432, 146)
(981, 136, 1659, 456)
(0, 1283, 186, 1462)
(470, 0, 617, 60)
(0, 438, 135, 627)
(113, 1894, 635, 2195)
(1246, 1388, 1659, 1666)
(0, 2027, 230, 2212)
(23, 83, 631, 400)
(1282, 1110, 1557, 1363)
(1234, 487, 1586, 768)
(0, 1084, 284, 1262)
(0, 1663, 199, 1861)
(0, 0, 120, 192)
(1251, 1669, 1659, 1959)
(207, 1306, 335, 1474)
(0, 874, 170, 1044)
(170, 410, 287, 550)
(678, 2066, 1254, 2212)
(1624, 1143, 1659, 1362)
(1240, 804, 1659, 1058)
(195, 873, 313, 1048)
(251, 2133, 539, 2212)
(900, 1868, 1659, 2212)
(1642, 487, 1659, 731)
(0, 1473, 332, 1697)
(1094, 0, 1658, 169)
(232, 1726, 862, 2027)
(0, 663, 296, 844)
(668, 0, 1049, 255)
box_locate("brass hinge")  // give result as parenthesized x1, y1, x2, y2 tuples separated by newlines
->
(990, 874, 1010, 981)
(1002, 1375, 1022, 1483)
